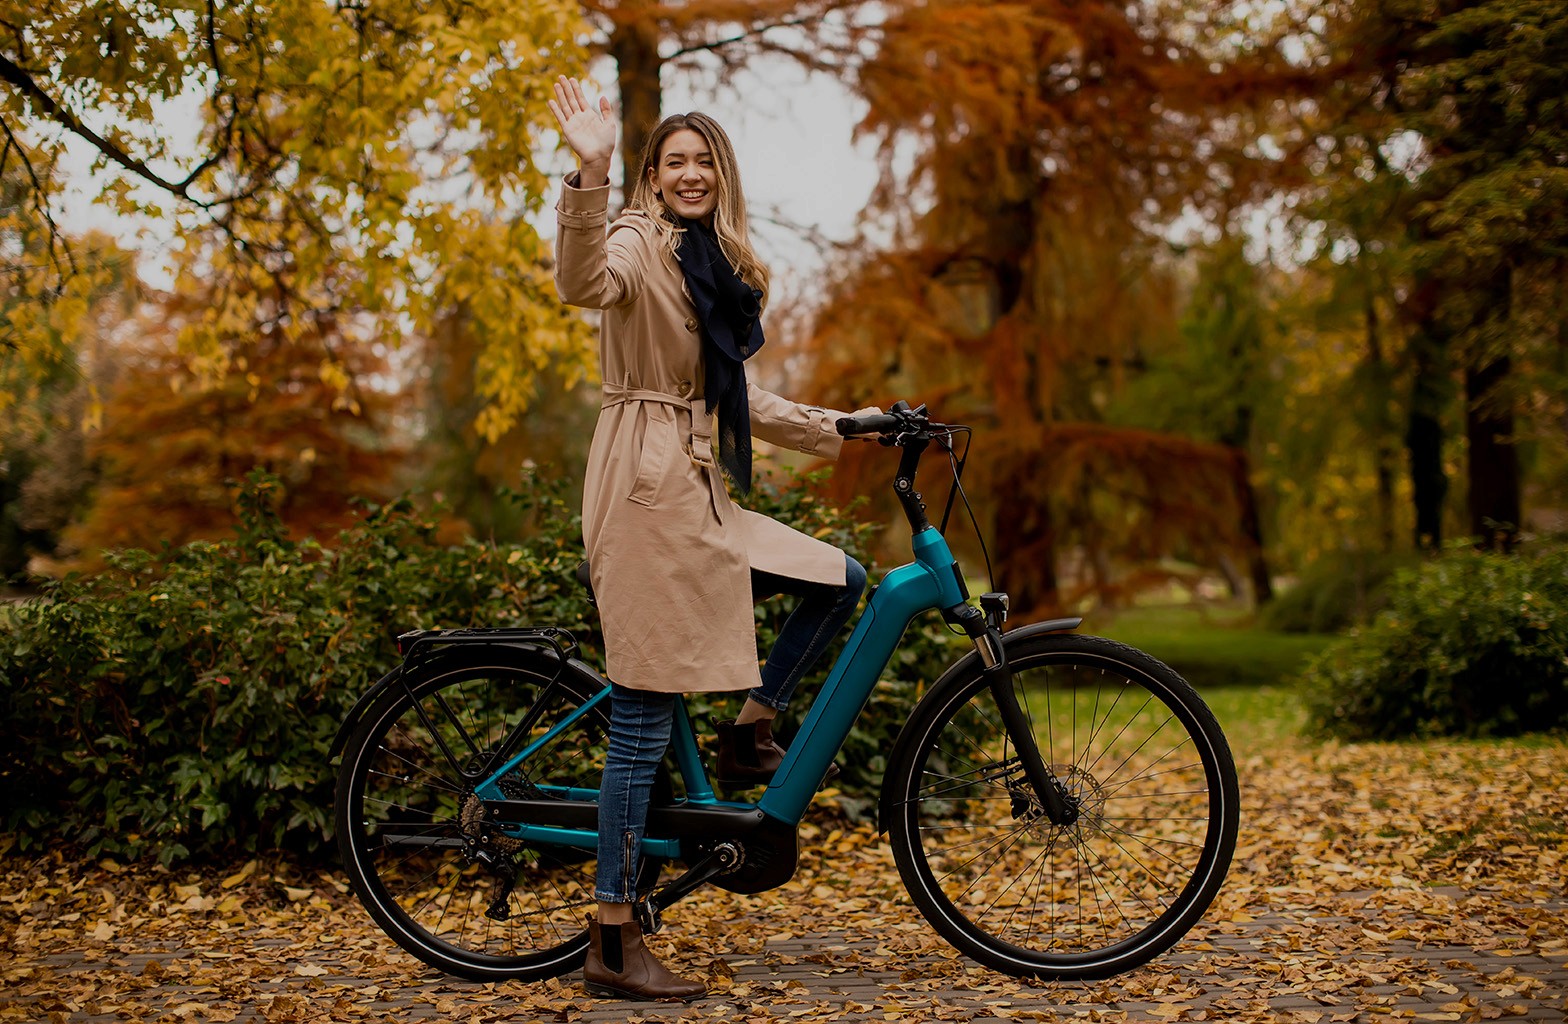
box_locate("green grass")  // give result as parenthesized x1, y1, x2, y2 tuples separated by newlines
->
(1200, 684, 1309, 756)
(1068, 604, 1330, 755)
(1084, 604, 1338, 690)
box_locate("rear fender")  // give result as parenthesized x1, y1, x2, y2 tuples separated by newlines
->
(327, 643, 608, 763)
(329, 665, 405, 764)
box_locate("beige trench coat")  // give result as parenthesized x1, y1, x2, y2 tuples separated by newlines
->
(555, 178, 861, 694)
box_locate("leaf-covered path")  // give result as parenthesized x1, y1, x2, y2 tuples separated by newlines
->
(4, 742, 1565, 1023)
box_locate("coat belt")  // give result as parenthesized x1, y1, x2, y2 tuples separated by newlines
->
(601, 382, 717, 470)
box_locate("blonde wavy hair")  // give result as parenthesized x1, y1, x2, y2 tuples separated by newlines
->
(626, 112, 770, 309)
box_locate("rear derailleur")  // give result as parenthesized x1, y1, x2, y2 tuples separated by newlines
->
(459, 790, 525, 921)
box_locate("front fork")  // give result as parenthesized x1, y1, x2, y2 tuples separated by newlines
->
(947, 596, 1079, 827)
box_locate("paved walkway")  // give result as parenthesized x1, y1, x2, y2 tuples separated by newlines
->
(7, 890, 1566, 1023)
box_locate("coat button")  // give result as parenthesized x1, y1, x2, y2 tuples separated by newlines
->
(676, 379, 693, 398)
(684, 317, 698, 332)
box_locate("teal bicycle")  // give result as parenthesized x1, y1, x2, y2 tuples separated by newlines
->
(332, 402, 1240, 982)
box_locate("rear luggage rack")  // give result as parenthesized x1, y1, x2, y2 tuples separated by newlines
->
(396, 626, 580, 667)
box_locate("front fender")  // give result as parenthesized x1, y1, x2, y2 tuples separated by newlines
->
(876, 616, 1082, 834)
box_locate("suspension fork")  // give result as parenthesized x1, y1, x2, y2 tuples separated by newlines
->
(946, 598, 1079, 827)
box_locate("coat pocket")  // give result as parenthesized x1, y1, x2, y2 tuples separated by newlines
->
(627, 404, 674, 507)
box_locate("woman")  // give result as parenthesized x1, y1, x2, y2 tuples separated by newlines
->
(548, 77, 877, 1002)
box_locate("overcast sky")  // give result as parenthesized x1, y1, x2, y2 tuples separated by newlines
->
(54, 53, 883, 298)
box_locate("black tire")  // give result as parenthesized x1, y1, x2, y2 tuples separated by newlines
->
(883, 632, 1239, 979)
(334, 647, 664, 982)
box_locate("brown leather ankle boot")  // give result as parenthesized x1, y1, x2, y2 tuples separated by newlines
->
(583, 919, 706, 1002)
(714, 718, 787, 785)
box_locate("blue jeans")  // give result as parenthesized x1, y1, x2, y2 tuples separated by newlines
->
(750, 555, 869, 711)
(593, 554, 867, 903)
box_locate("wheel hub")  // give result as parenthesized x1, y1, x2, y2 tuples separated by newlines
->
(1008, 763, 1107, 838)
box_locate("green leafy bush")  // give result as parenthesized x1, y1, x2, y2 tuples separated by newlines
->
(1, 468, 960, 862)
(1260, 550, 1417, 634)
(1304, 547, 1568, 740)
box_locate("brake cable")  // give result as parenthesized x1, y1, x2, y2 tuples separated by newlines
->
(933, 424, 996, 598)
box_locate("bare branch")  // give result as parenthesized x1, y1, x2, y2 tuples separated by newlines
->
(0, 51, 227, 209)
(179, 0, 239, 192)
(750, 204, 857, 260)
(0, 112, 77, 293)
(664, 12, 830, 60)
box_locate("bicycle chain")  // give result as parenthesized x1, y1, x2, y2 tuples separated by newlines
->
(457, 768, 702, 929)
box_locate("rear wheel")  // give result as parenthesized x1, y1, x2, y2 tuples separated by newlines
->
(334, 649, 664, 981)
(884, 632, 1239, 979)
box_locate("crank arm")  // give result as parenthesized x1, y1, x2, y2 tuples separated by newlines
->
(638, 846, 735, 934)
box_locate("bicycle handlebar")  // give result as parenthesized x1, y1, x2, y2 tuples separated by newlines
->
(836, 400, 930, 438)
(835, 411, 906, 436)
(837, 398, 992, 589)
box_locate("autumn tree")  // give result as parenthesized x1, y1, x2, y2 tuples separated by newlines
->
(802, 0, 1325, 613)
(576, 0, 869, 201)
(2, 0, 593, 442)
(1315, 0, 1568, 551)
(416, 305, 598, 541)
(1113, 239, 1282, 602)
(1, 165, 137, 577)
(66, 268, 406, 559)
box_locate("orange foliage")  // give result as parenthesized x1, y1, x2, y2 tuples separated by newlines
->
(803, 0, 1328, 614)
(66, 289, 407, 563)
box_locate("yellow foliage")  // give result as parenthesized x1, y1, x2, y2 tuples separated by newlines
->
(2, 0, 594, 432)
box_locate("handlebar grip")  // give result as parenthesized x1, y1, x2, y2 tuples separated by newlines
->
(836, 412, 905, 436)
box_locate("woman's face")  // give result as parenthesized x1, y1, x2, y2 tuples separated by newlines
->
(650, 128, 718, 223)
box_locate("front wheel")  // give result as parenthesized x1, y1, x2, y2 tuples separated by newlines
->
(884, 632, 1239, 979)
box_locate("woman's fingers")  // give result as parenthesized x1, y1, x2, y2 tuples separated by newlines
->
(551, 75, 609, 124)
(553, 76, 578, 117)
(549, 75, 615, 168)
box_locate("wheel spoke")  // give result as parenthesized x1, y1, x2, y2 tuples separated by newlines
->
(336, 658, 663, 981)
(888, 635, 1238, 980)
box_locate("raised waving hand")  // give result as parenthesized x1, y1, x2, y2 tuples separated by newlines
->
(548, 76, 616, 188)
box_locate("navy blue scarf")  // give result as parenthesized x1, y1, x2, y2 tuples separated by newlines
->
(674, 217, 765, 493)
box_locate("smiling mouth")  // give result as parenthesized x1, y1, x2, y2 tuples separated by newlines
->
(676, 190, 707, 201)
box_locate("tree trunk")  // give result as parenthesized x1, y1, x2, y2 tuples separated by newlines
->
(1229, 448, 1273, 603)
(610, 21, 663, 205)
(1465, 353, 1521, 550)
(994, 455, 1060, 618)
(1461, 264, 1521, 551)
(1405, 329, 1449, 552)
(1365, 288, 1397, 553)
(1215, 553, 1246, 601)
(1559, 261, 1568, 441)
